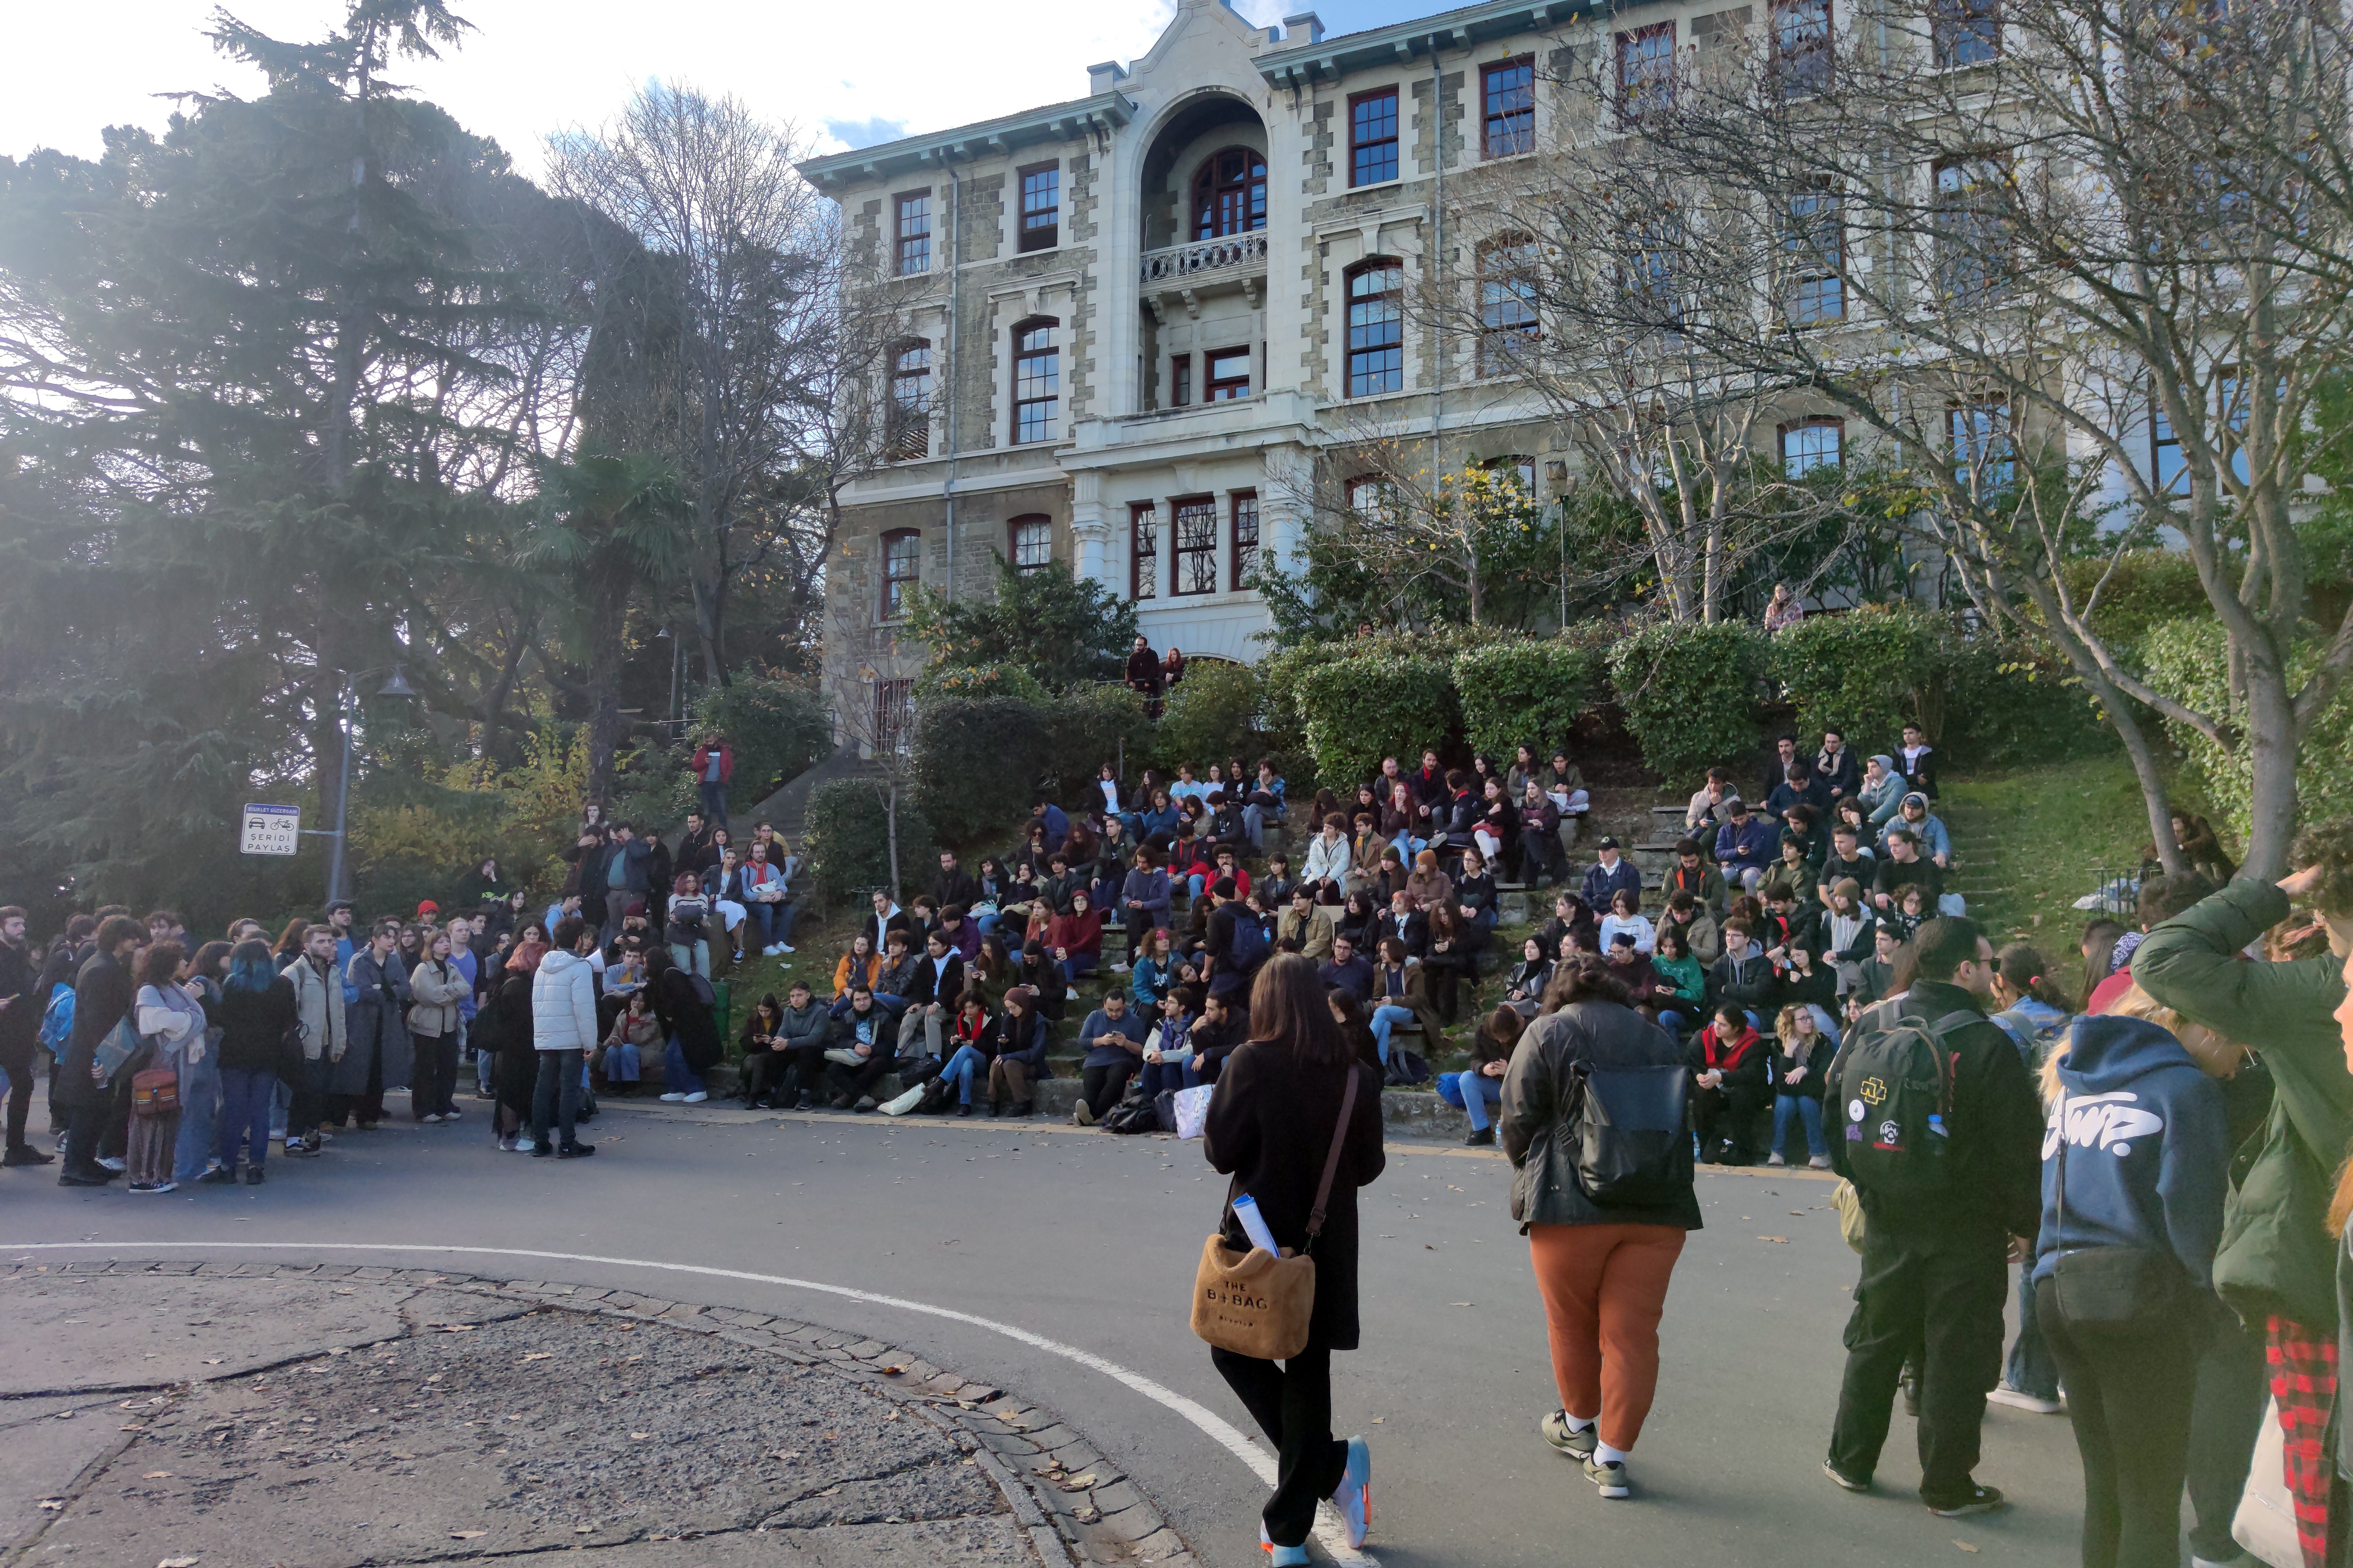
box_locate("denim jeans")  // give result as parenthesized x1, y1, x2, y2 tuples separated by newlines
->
(173, 1049, 222, 1184)
(1138, 1059, 1188, 1098)
(663, 1037, 704, 1096)
(532, 1048, 585, 1146)
(1772, 1093, 1828, 1157)
(1369, 1004, 1415, 1066)
(668, 938, 710, 977)
(216, 1067, 277, 1172)
(936, 1044, 990, 1105)
(1655, 1008, 1692, 1042)
(1437, 1069, 1502, 1131)
(2004, 1259, 2060, 1400)
(698, 779, 728, 825)
(1059, 952, 1098, 988)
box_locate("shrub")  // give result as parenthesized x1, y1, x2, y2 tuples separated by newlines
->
(1606, 621, 1772, 782)
(1153, 661, 1265, 773)
(1297, 653, 1461, 789)
(910, 696, 1056, 845)
(915, 662, 1049, 704)
(1939, 644, 2112, 766)
(1453, 639, 1604, 762)
(1773, 605, 1953, 745)
(2058, 549, 2215, 648)
(1038, 684, 1155, 802)
(806, 778, 936, 908)
(2140, 617, 2353, 846)
(687, 671, 833, 802)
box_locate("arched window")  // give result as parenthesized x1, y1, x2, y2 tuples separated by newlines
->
(1477, 235, 1539, 376)
(1345, 259, 1404, 397)
(1008, 514, 1053, 572)
(1192, 147, 1268, 240)
(1011, 318, 1060, 445)
(886, 340, 930, 460)
(880, 528, 921, 619)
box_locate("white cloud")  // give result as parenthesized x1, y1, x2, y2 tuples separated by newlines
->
(4, 0, 1306, 177)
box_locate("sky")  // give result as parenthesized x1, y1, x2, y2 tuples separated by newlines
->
(5, 0, 1436, 175)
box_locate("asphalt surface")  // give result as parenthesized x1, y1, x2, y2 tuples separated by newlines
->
(0, 1102, 2090, 1567)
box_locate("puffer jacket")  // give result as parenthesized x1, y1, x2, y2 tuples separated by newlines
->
(530, 949, 600, 1053)
(1500, 997, 1702, 1231)
(406, 958, 468, 1039)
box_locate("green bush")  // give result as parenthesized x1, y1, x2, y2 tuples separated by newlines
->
(1154, 662, 1265, 772)
(1939, 644, 2112, 766)
(1453, 639, 1604, 761)
(911, 696, 1057, 845)
(806, 778, 936, 908)
(1774, 605, 1953, 745)
(689, 671, 833, 800)
(2140, 617, 2353, 845)
(2058, 550, 2215, 648)
(1606, 621, 1772, 781)
(915, 662, 1049, 704)
(1039, 684, 1155, 802)
(1297, 653, 1461, 788)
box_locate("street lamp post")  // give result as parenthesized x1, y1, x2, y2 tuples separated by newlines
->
(323, 664, 417, 904)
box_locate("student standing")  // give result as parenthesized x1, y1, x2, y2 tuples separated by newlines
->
(1203, 954, 1385, 1562)
(1500, 958, 1701, 1500)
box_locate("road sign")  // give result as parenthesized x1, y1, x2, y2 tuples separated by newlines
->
(239, 804, 302, 857)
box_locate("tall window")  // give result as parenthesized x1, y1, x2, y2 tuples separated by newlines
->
(1482, 455, 1539, 495)
(1350, 90, 1399, 187)
(1011, 319, 1060, 445)
(1482, 59, 1535, 158)
(880, 529, 921, 619)
(1009, 515, 1052, 572)
(873, 678, 914, 756)
(1781, 418, 1844, 476)
(1018, 163, 1060, 252)
(1173, 496, 1218, 595)
(1933, 0, 2000, 65)
(886, 341, 930, 460)
(894, 191, 931, 275)
(1192, 148, 1267, 239)
(2151, 404, 2187, 495)
(1949, 399, 2014, 493)
(1933, 156, 2011, 309)
(1230, 491, 1260, 590)
(1345, 259, 1404, 397)
(1478, 234, 1540, 376)
(1617, 23, 1678, 126)
(1621, 214, 1684, 330)
(1772, 0, 1833, 94)
(1205, 348, 1252, 401)
(1345, 475, 1400, 528)
(1130, 502, 1159, 600)
(1782, 181, 1843, 324)
(1171, 354, 1193, 407)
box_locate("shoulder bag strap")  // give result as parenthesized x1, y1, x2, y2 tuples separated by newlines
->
(1305, 1066, 1363, 1243)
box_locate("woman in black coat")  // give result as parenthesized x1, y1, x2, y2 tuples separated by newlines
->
(1203, 954, 1385, 1563)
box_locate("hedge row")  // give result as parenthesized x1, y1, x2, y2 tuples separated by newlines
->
(2142, 617, 2353, 848)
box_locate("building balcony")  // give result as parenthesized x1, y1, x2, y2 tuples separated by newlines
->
(1140, 232, 1268, 283)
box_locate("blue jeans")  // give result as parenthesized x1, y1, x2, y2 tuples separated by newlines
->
(937, 1044, 989, 1105)
(1060, 952, 1097, 987)
(216, 1067, 277, 1172)
(1771, 1093, 1827, 1157)
(2005, 1260, 2061, 1399)
(664, 1037, 704, 1096)
(532, 1048, 584, 1146)
(1370, 1004, 1415, 1066)
(698, 779, 728, 824)
(1438, 1069, 1502, 1131)
(173, 1049, 222, 1183)
(1655, 1008, 1692, 1042)
(668, 938, 709, 976)
(974, 912, 1002, 940)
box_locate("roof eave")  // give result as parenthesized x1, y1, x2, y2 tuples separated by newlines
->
(798, 93, 1137, 192)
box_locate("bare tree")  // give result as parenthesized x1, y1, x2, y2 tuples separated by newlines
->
(1611, 0, 2353, 874)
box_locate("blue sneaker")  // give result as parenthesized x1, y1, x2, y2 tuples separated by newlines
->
(1270, 1548, 1311, 1567)
(1331, 1435, 1371, 1548)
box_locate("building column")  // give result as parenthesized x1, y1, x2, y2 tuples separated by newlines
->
(1071, 470, 1112, 591)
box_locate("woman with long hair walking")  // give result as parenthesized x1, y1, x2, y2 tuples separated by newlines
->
(1500, 957, 1701, 1500)
(1203, 953, 1385, 1563)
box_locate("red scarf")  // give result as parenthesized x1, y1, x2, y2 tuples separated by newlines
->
(1701, 1023, 1761, 1071)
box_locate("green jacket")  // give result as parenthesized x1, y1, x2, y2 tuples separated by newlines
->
(2134, 881, 2353, 1329)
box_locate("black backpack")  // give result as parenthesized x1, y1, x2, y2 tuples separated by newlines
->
(1829, 999, 1972, 1198)
(1101, 1090, 1162, 1134)
(1225, 909, 1268, 971)
(1570, 1062, 1692, 1207)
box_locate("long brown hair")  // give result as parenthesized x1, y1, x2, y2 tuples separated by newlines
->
(1995, 943, 2074, 1012)
(1541, 955, 1633, 1011)
(1247, 952, 1351, 1069)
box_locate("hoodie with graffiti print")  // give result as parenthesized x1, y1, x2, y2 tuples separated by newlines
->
(2029, 1013, 2229, 1294)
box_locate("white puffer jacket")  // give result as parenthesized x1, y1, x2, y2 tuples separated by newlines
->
(530, 949, 600, 1053)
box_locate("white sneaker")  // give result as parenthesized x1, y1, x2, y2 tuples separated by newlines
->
(778, 944, 794, 954)
(683, 1091, 708, 1103)
(1109, 962, 1130, 974)
(97, 1156, 126, 1172)
(1808, 1154, 1832, 1169)
(1065, 988, 1079, 1001)
(659, 1093, 686, 1103)
(1986, 1386, 2064, 1414)
(421, 1113, 443, 1124)
(764, 944, 783, 956)
(443, 1109, 461, 1121)
(1766, 1152, 1787, 1166)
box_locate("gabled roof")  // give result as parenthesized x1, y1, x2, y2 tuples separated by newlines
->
(797, 92, 1136, 192)
(1254, 0, 1628, 86)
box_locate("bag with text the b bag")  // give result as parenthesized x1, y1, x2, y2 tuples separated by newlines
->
(1189, 1069, 1358, 1362)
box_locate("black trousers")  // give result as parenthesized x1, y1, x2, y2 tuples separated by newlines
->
(410, 1035, 458, 1119)
(0, 1046, 34, 1150)
(287, 1055, 329, 1138)
(1827, 1221, 2006, 1504)
(2186, 1308, 2270, 1561)
(2035, 1276, 2201, 1568)
(824, 1050, 898, 1104)
(60, 1100, 109, 1178)
(1080, 1062, 1133, 1119)
(1693, 1084, 1767, 1163)
(740, 1048, 794, 1103)
(784, 1046, 831, 1104)
(530, 1049, 583, 1148)
(1213, 1332, 1346, 1550)
(325, 1040, 385, 1126)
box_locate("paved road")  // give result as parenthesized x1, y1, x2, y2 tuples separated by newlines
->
(0, 1104, 2087, 1567)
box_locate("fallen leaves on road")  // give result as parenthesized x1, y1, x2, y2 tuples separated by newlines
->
(519, 1352, 552, 1362)
(37, 1500, 63, 1512)
(631, 1432, 650, 1440)
(142, 1472, 171, 1479)
(1057, 1473, 1097, 1491)
(1954, 1543, 1980, 1554)
(1448, 1301, 1473, 1307)
(156, 1557, 200, 1567)
(449, 1531, 486, 1540)
(1758, 1236, 1791, 1244)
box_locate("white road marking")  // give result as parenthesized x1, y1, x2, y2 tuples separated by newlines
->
(0, 1240, 1377, 1565)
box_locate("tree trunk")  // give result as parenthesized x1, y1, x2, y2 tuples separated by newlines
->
(2240, 642, 2303, 881)
(884, 778, 902, 902)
